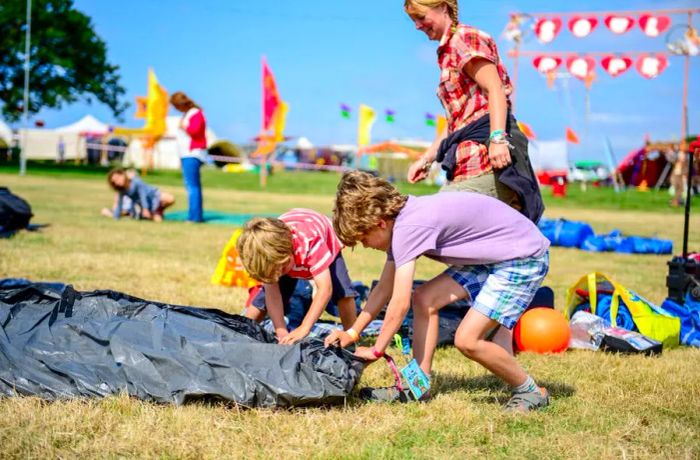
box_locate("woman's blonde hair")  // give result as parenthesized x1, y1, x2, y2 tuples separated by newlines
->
(333, 171, 408, 247)
(170, 91, 198, 112)
(404, 0, 459, 26)
(236, 218, 294, 283)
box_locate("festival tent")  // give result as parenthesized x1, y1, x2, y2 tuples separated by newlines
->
(0, 119, 12, 144)
(19, 114, 111, 161)
(528, 140, 569, 185)
(616, 145, 671, 188)
(55, 114, 109, 135)
(123, 115, 218, 170)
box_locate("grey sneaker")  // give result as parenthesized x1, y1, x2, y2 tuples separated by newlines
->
(503, 387, 549, 412)
(359, 386, 431, 403)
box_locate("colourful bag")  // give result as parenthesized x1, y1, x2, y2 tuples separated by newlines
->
(565, 272, 680, 349)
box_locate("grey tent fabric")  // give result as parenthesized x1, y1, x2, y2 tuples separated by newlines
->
(0, 280, 363, 408)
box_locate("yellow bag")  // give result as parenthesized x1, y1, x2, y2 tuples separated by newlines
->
(565, 272, 680, 349)
(211, 229, 259, 288)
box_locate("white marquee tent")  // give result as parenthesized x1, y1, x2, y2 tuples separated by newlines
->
(123, 115, 218, 170)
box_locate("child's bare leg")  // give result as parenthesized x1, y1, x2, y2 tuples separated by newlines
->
(336, 296, 357, 329)
(244, 306, 265, 323)
(454, 308, 527, 387)
(159, 192, 175, 210)
(491, 326, 514, 355)
(412, 273, 469, 376)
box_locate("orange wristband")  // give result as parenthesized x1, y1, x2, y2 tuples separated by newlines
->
(345, 328, 360, 343)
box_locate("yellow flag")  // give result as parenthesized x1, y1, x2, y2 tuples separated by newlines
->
(436, 115, 447, 136)
(357, 104, 376, 147)
(144, 69, 168, 139)
(273, 101, 289, 142)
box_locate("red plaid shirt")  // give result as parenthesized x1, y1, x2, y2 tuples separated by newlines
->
(437, 25, 513, 181)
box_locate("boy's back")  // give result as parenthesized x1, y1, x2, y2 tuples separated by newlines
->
(390, 192, 549, 267)
(280, 208, 342, 279)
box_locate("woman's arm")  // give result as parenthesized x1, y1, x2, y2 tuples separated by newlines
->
(465, 58, 512, 169)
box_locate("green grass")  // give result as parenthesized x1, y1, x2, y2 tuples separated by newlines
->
(2, 159, 698, 212)
(0, 168, 699, 459)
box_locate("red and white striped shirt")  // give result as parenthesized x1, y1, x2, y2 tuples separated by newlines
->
(280, 208, 343, 279)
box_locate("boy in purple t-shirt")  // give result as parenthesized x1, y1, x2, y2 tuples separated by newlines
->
(324, 171, 551, 412)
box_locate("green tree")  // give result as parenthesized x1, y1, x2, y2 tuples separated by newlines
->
(0, 0, 127, 122)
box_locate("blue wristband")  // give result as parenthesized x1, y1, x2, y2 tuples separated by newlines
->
(489, 129, 505, 140)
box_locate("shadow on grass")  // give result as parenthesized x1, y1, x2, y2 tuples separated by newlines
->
(434, 373, 576, 405)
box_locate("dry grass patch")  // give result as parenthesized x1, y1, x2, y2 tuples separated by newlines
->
(0, 173, 699, 459)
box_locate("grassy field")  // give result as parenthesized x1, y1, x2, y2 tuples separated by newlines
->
(1, 167, 699, 459)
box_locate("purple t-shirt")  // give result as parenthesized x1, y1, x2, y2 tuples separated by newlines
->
(388, 192, 549, 268)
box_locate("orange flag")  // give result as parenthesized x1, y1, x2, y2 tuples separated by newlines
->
(262, 56, 281, 132)
(517, 121, 536, 140)
(566, 127, 580, 144)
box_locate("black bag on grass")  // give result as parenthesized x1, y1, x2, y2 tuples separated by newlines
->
(0, 280, 363, 408)
(0, 187, 32, 236)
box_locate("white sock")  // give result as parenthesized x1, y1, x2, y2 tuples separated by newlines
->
(512, 375, 538, 394)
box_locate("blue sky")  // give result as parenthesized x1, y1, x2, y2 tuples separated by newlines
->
(28, 0, 700, 162)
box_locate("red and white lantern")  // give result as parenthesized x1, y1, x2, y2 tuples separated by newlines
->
(566, 55, 596, 81)
(600, 55, 633, 77)
(635, 53, 669, 79)
(534, 17, 563, 43)
(638, 14, 671, 38)
(604, 15, 635, 35)
(568, 16, 598, 38)
(532, 56, 563, 74)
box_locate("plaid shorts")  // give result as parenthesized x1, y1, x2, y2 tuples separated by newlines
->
(445, 251, 549, 329)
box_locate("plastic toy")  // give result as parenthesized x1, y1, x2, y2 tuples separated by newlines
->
(514, 307, 571, 353)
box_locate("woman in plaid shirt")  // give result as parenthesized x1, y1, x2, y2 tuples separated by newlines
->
(403, 0, 545, 357)
(405, 0, 540, 217)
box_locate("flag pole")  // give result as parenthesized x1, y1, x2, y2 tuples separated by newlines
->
(20, 0, 32, 176)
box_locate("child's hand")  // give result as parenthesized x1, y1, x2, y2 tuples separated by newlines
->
(354, 346, 380, 362)
(278, 325, 310, 345)
(275, 327, 289, 341)
(323, 330, 355, 349)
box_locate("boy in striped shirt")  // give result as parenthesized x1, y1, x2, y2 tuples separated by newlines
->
(237, 208, 358, 344)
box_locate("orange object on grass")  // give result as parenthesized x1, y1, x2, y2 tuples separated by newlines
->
(514, 308, 571, 354)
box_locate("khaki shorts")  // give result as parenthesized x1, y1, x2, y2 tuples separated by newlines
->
(441, 172, 521, 211)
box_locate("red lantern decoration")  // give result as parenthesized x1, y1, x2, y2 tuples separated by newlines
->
(568, 16, 598, 38)
(534, 17, 563, 43)
(604, 15, 635, 34)
(532, 55, 563, 74)
(566, 55, 596, 81)
(638, 14, 672, 37)
(600, 55, 633, 77)
(635, 53, 669, 79)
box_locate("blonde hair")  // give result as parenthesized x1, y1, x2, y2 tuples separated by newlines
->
(236, 218, 294, 283)
(333, 171, 408, 247)
(404, 0, 459, 26)
(170, 91, 199, 112)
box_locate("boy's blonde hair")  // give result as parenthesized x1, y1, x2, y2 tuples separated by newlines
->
(333, 171, 408, 247)
(404, 0, 459, 26)
(236, 218, 294, 284)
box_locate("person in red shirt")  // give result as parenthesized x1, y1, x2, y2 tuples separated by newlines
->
(170, 91, 207, 222)
(236, 209, 358, 344)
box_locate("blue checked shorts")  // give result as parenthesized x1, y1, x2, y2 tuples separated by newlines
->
(444, 250, 550, 329)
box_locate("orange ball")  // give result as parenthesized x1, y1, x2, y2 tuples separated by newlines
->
(514, 307, 571, 353)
